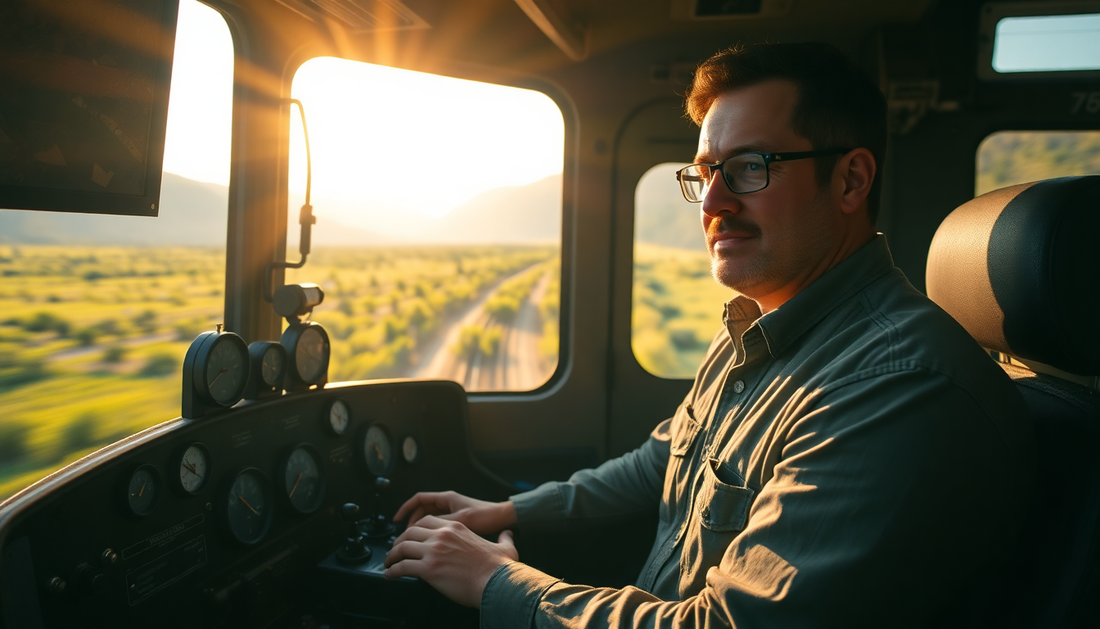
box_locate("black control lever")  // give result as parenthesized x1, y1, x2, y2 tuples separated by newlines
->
(361, 477, 397, 540)
(335, 503, 371, 564)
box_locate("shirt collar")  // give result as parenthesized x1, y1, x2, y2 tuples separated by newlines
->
(723, 235, 896, 360)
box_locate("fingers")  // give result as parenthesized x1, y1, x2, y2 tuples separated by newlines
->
(497, 530, 518, 561)
(393, 492, 460, 524)
(384, 558, 425, 580)
(383, 539, 427, 568)
(393, 492, 433, 522)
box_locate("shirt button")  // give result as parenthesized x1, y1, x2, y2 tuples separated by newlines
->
(732, 380, 745, 393)
(701, 506, 710, 518)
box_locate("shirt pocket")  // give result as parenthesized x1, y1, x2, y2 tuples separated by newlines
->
(669, 402, 702, 457)
(661, 403, 702, 523)
(679, 458, 756, 598)
(698, 458, 754, 533)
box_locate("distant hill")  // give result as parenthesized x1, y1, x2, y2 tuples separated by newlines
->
(0, 173, 389, 247)
(1, 169, 704, 249)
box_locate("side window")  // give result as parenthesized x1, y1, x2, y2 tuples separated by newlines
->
(0, 1, 234, 500)
(631, 163, 734, 379)
(285, 58, 564, 392)
(976, 131, 1100, 196)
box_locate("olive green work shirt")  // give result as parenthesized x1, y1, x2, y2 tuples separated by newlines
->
(480, 236, 1034, 629)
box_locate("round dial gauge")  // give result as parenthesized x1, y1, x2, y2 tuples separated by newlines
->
(283, 445, 325, 514)
(203, 335, 249, 406)
(363, 424, 393, 477)
(260, 343, 286, 387)
(177, 443, 210, 495)
(328, 400, 350, 436)
(402, 436, 420, 465)
(126, 465, 160, 516)
(226, 469, 272, 545)
(295, 326, 329, 384)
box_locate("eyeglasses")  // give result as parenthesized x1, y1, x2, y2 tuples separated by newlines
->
(675, 148, 851, 202)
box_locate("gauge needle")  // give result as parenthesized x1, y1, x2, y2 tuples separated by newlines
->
(210, 366, 229, 386)
(289, 473, 302, 498)
(182, 461, 198, 476)
(138, 482, 146, 497)
(237, 494, 259, 515)
(372, 443, 382, 460)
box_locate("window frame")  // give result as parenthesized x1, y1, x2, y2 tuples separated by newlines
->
(977, 2, 1100, 82)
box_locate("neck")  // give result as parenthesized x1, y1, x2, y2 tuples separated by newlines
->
(754, 227, 876, 314)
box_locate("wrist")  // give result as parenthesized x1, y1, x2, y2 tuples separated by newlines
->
(498, 500, 517, 528)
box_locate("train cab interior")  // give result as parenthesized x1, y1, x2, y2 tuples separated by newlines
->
(0, 0, 1098, 627)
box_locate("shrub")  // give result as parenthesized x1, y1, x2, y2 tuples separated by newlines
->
(479, 328, 502, 357)
(0, 422, 30, 465)
(63, 412, 100, 458)
(75, 327, 99, 347)
(102, 345, 127, 363)
(24, 311, 71, 336)
(132, 310, 158, 335)
(139, 352, 177, 377)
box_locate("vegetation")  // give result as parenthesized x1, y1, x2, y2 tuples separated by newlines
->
(976, 131, 1100, 196)
(0, 244, 561, 501)
(632, 243, 734, 378)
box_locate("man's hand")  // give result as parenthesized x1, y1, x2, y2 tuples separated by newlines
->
(393, 491, 516, 534)
(383, 516, 518, 608)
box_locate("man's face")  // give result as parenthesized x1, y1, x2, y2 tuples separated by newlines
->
(696, 79, 845, 311)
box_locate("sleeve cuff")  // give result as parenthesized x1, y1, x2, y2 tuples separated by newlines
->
(480, 561, 561, 629)
(510, 482, 564, 532)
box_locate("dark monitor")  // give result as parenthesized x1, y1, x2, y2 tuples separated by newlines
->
(0, 0, 179, 217)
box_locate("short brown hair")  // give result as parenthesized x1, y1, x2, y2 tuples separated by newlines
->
(685, 42, 888, 223)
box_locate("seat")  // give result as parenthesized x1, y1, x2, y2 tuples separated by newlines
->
(926, 175, 1100, 627)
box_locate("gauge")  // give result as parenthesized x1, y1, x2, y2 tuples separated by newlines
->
(327, 399, 350, 436)
(283, 445, 325, 514)
(260, 343, 285, 386)
(402, 435, 420, 465)
(281, 322, 331, 389)
(184, 330, 251, 418)
(226, 468, 272, 545)
(177, 443, 210, 495)
(362, 424, 393, 477)
(126, 465, 160, 516)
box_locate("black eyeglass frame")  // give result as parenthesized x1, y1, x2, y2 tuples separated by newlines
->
(675, 148, 852, 202)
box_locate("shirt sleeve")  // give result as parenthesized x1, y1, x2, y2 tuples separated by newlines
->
(482, 368, 1033, 629)
(510, 418, 671, 534)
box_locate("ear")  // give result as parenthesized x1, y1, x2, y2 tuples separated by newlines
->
(834, 148, 876, 216)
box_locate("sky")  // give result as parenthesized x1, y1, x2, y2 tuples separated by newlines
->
(161, 0, 565, 220)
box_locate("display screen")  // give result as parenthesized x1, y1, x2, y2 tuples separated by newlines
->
(0, 0, 178, 216)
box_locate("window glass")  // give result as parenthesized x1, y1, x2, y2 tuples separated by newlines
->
(632, 163, 734, 378)
(993, 13, 1100, 73)
(0, 0, 233, 501)
(285, 58, 564, 392)
(976, 131, 1100, 196)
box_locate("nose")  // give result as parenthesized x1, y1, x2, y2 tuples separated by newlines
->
(700, 173, 739, 219)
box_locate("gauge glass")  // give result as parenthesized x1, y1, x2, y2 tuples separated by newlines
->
(127, 465, 159, 516)
(328, 400, 350, 436)
(402, 436, 419, 464)
(227, 469, 271, 545)
(260, 344, 285, 387)
(178, 444, 209, 495)
(206, 336, 247, 405)
(363, 424, 393, 476)
(284, 446, 324, 513)
(295, 326, 328, 384)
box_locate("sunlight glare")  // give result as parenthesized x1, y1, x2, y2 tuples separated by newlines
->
(161, 0, 234, 186)
(289, 57, 564, 218)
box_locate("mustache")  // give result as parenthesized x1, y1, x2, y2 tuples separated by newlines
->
(709, 215, 761, 238)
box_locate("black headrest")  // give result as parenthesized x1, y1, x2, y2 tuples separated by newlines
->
(926, 176, 1100, 376)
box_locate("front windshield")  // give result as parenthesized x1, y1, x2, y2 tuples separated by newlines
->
(0, 0, 233, 501)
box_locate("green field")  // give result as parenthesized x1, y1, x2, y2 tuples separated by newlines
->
(632, 243, 734, 378)
(0, 244, 559, 501)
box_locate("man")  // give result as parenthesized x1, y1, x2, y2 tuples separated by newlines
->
(383, 42, 1034, 627)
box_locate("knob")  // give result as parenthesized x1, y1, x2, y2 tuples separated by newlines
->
(74, 563, 107, 596)
(363, 478, 396, 540)
(335, 502, 371, 564)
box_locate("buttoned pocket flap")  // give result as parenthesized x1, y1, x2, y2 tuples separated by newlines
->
(699, 460, 755, 533)
(669, 403, 701, 457)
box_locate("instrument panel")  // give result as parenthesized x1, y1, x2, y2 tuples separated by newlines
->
(0, 380, 509, 629)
